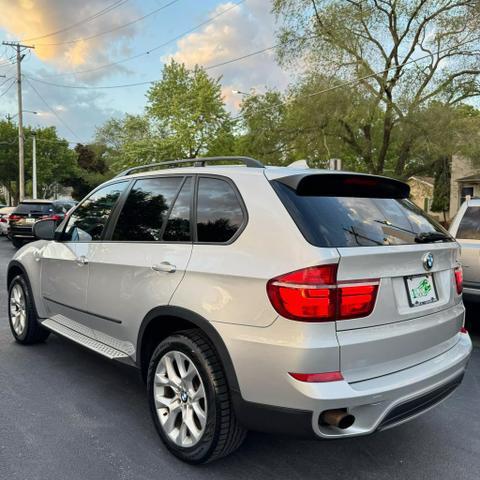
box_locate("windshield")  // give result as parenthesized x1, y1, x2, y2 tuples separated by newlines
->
(15, 203, 54, 215)
(272, 181, 451, 247)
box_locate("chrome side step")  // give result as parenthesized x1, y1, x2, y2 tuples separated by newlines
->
(42, 317, 130, 361)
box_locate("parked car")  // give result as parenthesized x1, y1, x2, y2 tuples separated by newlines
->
(0, 206, 15, 237)
(9, 199, 76, 248)
(7, 157, 472, 464)
(449, 197, 480, 303)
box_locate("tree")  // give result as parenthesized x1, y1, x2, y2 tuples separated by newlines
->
(0, 120, 19, 201)
(273, 0, 480, 175)
(146, 60, 234, 159)
(70, 143, 112, 200)
(431, 156, 451, 222)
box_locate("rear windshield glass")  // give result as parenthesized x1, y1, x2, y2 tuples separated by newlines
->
(272, 181, 450, 247)
(15, 203, 54, 215)
(457, 206, 480, 240)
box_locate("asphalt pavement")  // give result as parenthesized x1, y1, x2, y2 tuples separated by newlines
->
(0, 236, 479, 480)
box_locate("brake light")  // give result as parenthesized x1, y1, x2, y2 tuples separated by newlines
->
(454, 266, 463, 294)
(267, 265, 379, 322)
(289, 371, 344, 382)
(0, 217, 6, 223)
(8, 214, 21, 221)
(43, 214, 62, 221)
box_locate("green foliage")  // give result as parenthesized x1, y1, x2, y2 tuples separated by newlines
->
(431, 156, 451, 220)
(146, 60, 233, 159)
(0, 120, 76, 201)
(69, 144, 112, 200)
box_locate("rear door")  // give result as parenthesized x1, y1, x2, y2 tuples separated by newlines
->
(270, 172, 463, 382)
(84, 175, 194, 350)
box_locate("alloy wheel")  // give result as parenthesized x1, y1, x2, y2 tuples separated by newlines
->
(153, 350, 207, 447)
(10, 284, 26, 336)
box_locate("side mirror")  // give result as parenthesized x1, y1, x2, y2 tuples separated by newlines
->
(33, 218, 57, 240)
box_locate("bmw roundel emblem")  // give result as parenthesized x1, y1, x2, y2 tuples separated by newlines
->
(423, 252, 434, 271)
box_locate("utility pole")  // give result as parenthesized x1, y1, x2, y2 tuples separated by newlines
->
(2, 41, 34, 202)
(32, 133, 37, 199)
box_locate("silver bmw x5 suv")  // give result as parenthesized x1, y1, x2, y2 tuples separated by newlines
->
(7, 157, 472, 464)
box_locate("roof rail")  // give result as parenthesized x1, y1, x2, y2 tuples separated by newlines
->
(114, 156, 264, 177)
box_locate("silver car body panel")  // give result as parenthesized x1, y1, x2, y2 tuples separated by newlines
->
(9, 165, 472, 439)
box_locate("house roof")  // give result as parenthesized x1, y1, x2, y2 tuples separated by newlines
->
(408, 176, 434, 187)
(456, 174, 480, 183)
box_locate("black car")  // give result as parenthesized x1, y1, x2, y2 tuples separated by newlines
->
(9, 199, 76, 248)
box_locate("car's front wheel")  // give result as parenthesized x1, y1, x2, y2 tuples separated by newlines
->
(8, 274, 50, 344)
(147, 330, 246, 464)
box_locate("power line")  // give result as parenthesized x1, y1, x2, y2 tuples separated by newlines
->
(33, 0, 182, 47)
(25, 78, 83, 143)
(0, 79, 15, 98)
(21, 0, 130, 42)
(231, 36, 480, 121)
(24, 38, 285, 90)
(40, 0, 246, 79)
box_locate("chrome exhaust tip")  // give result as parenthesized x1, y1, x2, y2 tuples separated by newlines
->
(320, 409, 355, 429)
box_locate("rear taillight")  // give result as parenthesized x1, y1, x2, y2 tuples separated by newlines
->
(454, 266, 463, 294)
(8, 214, 21, 222)
(266, 264, 379, 322)
(0, 217, 6, 223)
(43, 214, 62, 221)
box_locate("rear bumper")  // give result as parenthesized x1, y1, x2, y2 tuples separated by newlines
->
(10, 226, 34, 240)
(227, 325, 472, 438)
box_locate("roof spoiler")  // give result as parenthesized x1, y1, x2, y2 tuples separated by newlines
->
(274, 173, 410, 199)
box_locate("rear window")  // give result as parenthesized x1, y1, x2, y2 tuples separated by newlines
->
(15, 203, 54, 215)
(272, 181, 449, 247)
(457, 206, 480, 240)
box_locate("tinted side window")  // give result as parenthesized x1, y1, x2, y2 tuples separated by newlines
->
(113, 177, 182, 241)
(196, 177, 244, 243)
(163, 177, 192, 242)
(457, 207, 480, 240)
(64, 182, 127, 241)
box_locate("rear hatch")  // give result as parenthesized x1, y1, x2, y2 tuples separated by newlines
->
(269, 170, 462, 382)
(10, 202, 55, 233)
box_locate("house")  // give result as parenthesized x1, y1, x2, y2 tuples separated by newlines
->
(407, 176, 438, 218)
(449, 155, 480, 219)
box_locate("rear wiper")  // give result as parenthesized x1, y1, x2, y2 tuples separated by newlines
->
(414, 231, 451, 243)
(374, 219, 416, 235)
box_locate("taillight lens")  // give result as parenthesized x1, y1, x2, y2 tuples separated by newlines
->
(43, 214, 62, 221)
(0, 217, 6, 223)
(267, 264, 379, 322)
(454, 266, 463, 294)
(8, 214, 21, 222)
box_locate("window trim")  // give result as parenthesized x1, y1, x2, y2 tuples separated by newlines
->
(57, 180, 130, 243)
(58, 173, 249, 245)
(194, 174, 248, 246)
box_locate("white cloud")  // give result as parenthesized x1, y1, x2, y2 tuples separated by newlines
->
(0, 0, 140, 80)
(167, 0, 291, 110)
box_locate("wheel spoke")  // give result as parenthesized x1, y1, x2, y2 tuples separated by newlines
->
(184, 407, 202, 440)
(164, 355, 182, 387)
(191, 401, 207, 428)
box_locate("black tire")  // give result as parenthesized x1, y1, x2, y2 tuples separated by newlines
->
(8, 274, 50, 345)
(12, 237, 24, 248)
(147, 329, 246, 464)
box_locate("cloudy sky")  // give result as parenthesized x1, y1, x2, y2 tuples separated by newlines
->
(0, 0, 291, 143)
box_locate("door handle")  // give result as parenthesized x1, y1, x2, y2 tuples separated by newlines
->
(75, 256, 88, 266)
(152, 261, 176, 273)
